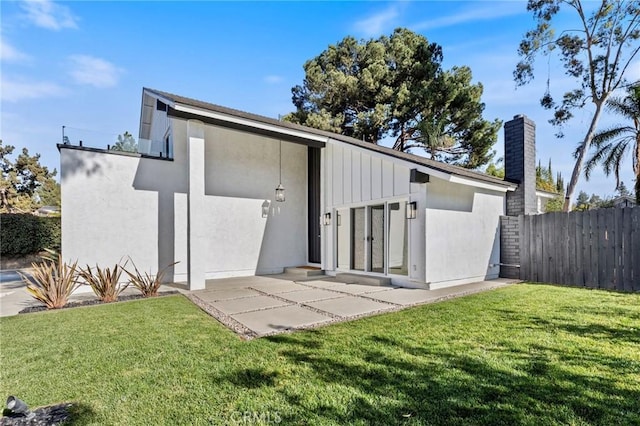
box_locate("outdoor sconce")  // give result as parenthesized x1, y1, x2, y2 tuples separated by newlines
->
(6, 396, 35, 420)
(323, 212, 331, 226)
(406, 201, 417, 220)
(261, 200, 270, 218)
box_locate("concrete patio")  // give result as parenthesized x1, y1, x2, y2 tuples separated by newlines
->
(187, 274, 517, 338)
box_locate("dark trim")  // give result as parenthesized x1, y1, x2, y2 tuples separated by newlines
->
(168, 107, 326, 149)
(308, 147, 321, 264)
(56, 144, 174, 161)
(410, 169, 430, 183)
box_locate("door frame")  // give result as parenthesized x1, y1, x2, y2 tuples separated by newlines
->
(334, 197, 410, 277)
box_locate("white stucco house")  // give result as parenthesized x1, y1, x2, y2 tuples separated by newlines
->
(60, 88, 538, 291)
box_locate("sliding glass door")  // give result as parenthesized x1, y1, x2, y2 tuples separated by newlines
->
(336, 202, 408, 276)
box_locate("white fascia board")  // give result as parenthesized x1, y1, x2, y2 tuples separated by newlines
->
(449, 175, 515, 193)
(536, 190, 558, 199)
(174, 104, 329, 144)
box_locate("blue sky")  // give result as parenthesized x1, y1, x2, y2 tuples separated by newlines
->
(2, 0, 638, 199)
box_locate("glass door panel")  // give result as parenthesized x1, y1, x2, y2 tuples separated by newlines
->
(351, 207, 365, 271)
(369, 205, 385, 273)
(388, 202, 408, 275)
(336, 209, 350, 270)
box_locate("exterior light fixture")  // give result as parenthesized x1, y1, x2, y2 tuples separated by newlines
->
(6, 396, 35, 420)
(406, 201, 417, 219)
(275, 140, 285, 202)
(323, 212, 331, 226)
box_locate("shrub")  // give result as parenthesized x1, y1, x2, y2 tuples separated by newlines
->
(125, 260, 178, 297)
(78, 263, 128, 303)
(0, 214, 61, 256)
(22, 254, 80, 309)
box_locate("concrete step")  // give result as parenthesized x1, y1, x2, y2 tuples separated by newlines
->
(283, 267, 325, 277)
(335, 273, 391, 287)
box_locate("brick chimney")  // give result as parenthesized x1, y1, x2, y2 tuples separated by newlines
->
(504, 114, 536, 216)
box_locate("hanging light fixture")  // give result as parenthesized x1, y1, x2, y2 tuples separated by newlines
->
(275, 140, 285, 202)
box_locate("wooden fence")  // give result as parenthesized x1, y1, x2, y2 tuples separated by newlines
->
(519, 208, 640, 292)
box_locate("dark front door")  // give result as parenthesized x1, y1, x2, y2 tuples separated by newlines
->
(308, 147, 321, 263)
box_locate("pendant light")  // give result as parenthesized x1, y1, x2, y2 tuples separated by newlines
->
(275, 140, 285, 202)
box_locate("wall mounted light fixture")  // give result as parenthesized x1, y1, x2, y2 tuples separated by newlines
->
(406, 201, 417, 219)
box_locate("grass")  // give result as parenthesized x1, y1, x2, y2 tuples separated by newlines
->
(0, 284, 639, 425)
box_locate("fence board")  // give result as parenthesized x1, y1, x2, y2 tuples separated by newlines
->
(613, 208, 623, 290)
(520, 215, 529, 280)
(534, 214, 543, 283)
(516, 207, 639, 292)
(622, 208, 632, 290)
(574, 211, 583, 286)
(631, 211, 640, 291)
(605, 210, 616, 290)
(590, 210, 600, 289)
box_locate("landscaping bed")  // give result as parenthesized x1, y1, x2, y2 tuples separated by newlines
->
(18, 291, 180, 314)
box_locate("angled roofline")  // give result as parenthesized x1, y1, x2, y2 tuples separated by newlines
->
(142, 87, 517, 190)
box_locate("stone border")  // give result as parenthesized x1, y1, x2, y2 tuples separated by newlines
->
(18, 291, 180, 314)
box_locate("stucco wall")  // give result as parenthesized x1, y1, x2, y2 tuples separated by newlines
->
(60, 148, 183, 287)
(197, 123, 307, 278)
(424, 177, 503, 288)
(61, 118, 307, 286)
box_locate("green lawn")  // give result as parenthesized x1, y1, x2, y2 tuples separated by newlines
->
(1, 284, 639, 425)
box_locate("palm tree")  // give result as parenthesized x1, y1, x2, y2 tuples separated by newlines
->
(584, 84, 640, 203)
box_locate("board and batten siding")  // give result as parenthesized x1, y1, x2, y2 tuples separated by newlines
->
(326, 142, 413, 206)
(322, 141, 427, 285)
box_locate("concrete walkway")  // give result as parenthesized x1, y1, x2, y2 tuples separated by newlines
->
(187, 275, 518, 338)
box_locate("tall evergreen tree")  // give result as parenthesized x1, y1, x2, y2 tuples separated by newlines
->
(288, 28, 501, 168)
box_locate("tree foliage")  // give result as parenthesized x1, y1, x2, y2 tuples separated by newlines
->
(536, 158, 564, 193)
(484, 157, 564, 193)
(287, 28, 501, 168)
(0, 140, 59, 212)
(574, 190, 616, 210)
(584, 84, 640, 203)
(515, 0, 640, 211)
(111, 131, 138, 153)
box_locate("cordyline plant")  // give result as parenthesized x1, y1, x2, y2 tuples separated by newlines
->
(21, 253, 80, 309)
(124, 259, 178, 297)
(78, 263, 128, 303)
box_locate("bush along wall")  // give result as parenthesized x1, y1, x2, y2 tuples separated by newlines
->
(0, 214, 61, 256)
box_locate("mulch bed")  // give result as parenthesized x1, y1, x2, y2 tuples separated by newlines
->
(18, 291, 180, 314)
(1, 403, 72, 425)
